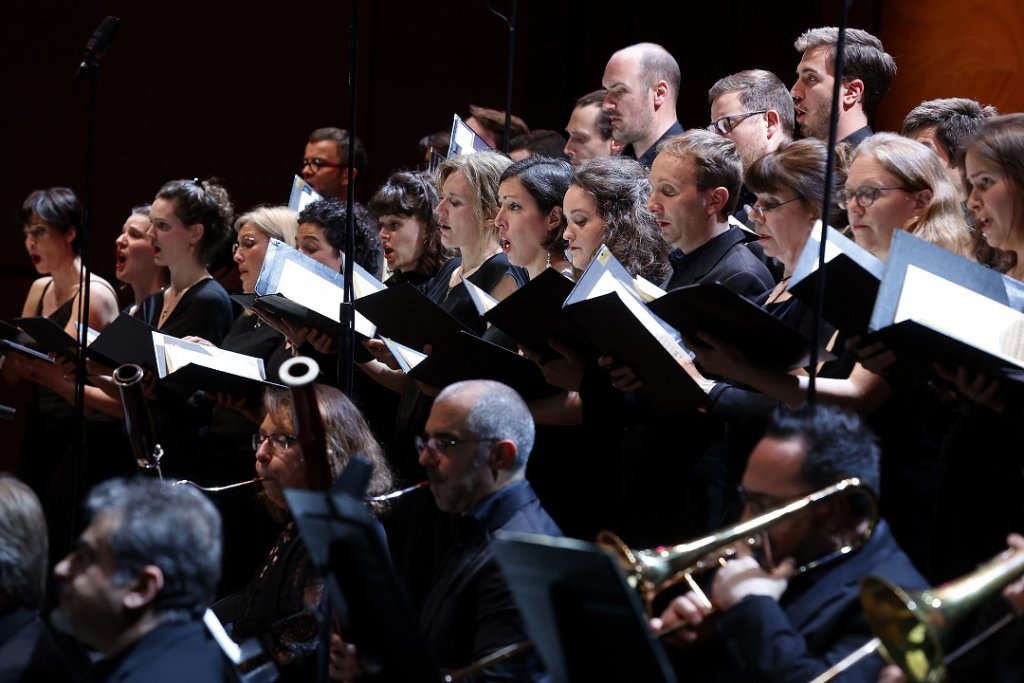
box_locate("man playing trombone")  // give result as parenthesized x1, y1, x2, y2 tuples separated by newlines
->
(651, 404, 925, 683)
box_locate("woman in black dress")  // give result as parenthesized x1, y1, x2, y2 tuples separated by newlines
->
(136, 178, 236, 477)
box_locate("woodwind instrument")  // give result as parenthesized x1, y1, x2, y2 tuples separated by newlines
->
(278, 356, 330, 490)
(113, 363, 164, 478)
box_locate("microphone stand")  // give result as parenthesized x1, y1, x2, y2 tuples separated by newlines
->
(806, 0, 852, 406)
(325, 5, 359, 683)
(488, 0, 518, 154)
(68, 18, 118, 551)
(336, 2, 359, 399)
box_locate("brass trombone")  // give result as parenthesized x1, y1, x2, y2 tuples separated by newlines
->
(598, 477, 878, 613)
(447, 478, 877, 681)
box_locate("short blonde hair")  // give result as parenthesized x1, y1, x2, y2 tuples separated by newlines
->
(436, 151, 513, 242)
(234, 205, 299, 247)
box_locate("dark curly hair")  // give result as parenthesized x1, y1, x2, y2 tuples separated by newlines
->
(17, 187, 84, 254)
(367, 170, 448, 276)
(298, 198, 383, 278)
(570, 156, 671, 282)
(155, 178, 234, 266)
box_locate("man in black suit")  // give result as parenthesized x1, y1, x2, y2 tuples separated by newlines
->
(51, 478, 239, 683)
(652, 404, 926, 683)
(417, 380, 561, 682)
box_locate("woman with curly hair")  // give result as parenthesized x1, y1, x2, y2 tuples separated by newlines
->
(296, 197, 383, 279)
(564, 155, 671, 282)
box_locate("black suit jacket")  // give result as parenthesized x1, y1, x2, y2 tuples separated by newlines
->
(419, 480, 562, 682)
(86, 620, 240, 683)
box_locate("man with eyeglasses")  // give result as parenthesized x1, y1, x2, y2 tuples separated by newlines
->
(601, 42, 683, 169)
(417, 379, 561, 682)
(708, 70, 795, 173)
(790, 27, 896, 147)
(706, 70, 793, 280)
(650, 404, 925, 683)
(301, 127, 368, 200)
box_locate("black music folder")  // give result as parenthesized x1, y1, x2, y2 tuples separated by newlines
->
(864, 230, 1024, 384)
(353, 283, 470, 351)
(1, 320, 52, 363)
(492, 532, 678, 683)
(85, 313, 159, 370)
(0, 338, 53, 364)
(556, 245, 707, 414)
(283, 483, 439, 683)
(648, 282, 830, 372)
(13, 316, 81, 361)
(397, 330, 558, 401)
(483, 268, 591, 361)
(787, 222, 885, 334)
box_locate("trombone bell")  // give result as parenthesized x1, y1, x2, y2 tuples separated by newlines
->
(861, 546, 1024, 683)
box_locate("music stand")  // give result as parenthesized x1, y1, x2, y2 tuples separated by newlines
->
(491, 532, 678, 683)
(284, 469, 440, 683)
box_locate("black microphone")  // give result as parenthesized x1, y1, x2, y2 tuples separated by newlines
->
(74, 16, 120, 79)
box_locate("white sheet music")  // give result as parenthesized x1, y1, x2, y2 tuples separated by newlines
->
(896, 265, 1024, 365)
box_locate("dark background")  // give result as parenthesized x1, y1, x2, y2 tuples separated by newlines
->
(5, 0, 1021, 463)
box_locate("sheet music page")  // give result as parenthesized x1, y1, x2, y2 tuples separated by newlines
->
(154, 332, 267, 379)
(276, 258, 377, 336)
(589, 270, 690, 362)
(632, 274, 666, 303)
(277, 260, 345, 321)
(352, 261, 386, 298)
(462, 277, 500, 315)
(380, 336, 426, 373)
(287, 175, 322, 212)
(896, 265, 1024, 365)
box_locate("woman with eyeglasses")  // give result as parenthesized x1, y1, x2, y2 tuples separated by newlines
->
(841, 133, 971, 261)
(229, 383, 393, 682)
